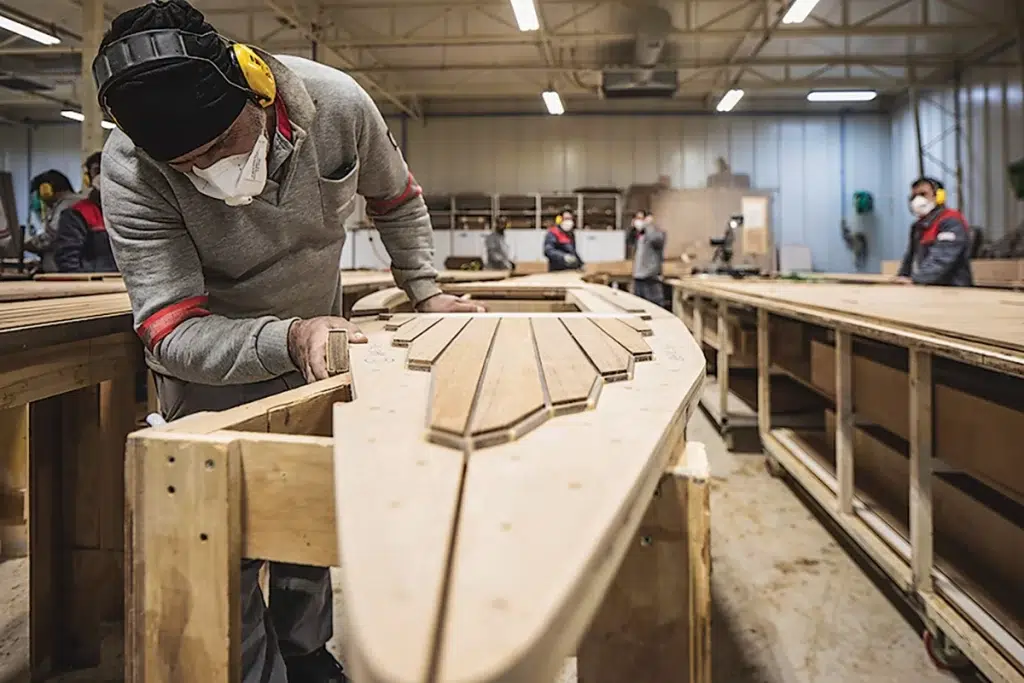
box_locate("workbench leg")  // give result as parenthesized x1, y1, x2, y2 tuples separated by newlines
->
(692, 297, 704, 348)
(578, 443, 711, 683)
(717, 302, 730, 429)
(756, 309, 770, 436)
(0, 404, 29, 558)
(126, 433, 241, 683)
(909, 348, 934, 594)
(30, 387, 108, 675)
(835, 331, 854, 515)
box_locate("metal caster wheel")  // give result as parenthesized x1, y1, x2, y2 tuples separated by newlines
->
(764, 454, 784, 478)
(923, 629, 972, 672)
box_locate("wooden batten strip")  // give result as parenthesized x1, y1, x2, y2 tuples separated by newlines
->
(426, 317, 500, 438)
(384, 314, 415, 330)
(592, 318, 654, 361)
(467, 317, 550, 447)
(531, 317, 602, 413)
(391, 316, 441, 347)
(407, 317, 473, 370)
(560, 317, 633, 382)
(620, 316, 653, 337)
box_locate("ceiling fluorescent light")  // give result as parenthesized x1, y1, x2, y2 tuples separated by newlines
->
(542, 90, 564, 115)
(716, 89, 744, 113)
(62, 110, 117, 129)
(807, 90, 878, 102)
(782, 0, 821, 24)
(509, 0, 539, 31)
(0, 13, 60, 45)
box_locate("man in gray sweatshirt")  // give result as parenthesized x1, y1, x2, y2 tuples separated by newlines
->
(93, 1, 481, 681)
(631, 209, 667, 307)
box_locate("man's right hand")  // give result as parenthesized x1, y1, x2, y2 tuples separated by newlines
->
(564, 254, 578, 266)
(891, 276, 913, 285)
(288, 316, 368, 383)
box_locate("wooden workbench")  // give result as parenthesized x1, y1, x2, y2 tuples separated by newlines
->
(0, 285, 140, 677)
(670, 277, 1024, 683)
(125, 275, 711, 683)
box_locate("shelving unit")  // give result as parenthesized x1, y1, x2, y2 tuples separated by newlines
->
(421, 192, 623, 232)
(424, 194, 454, 231)
(453, 193, 494, 231)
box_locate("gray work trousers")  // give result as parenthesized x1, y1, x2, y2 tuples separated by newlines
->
(632, 278, 666, 308)
(156, 371, 334, 683)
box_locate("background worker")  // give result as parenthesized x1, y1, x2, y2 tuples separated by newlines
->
(631, 209, 666, 307)
(25, 170, 82, 272)
(93, 1, 481, 681)
(484, 216, 513, 270)
(544, 209, 584, 271)
(55, 152, 117, 273)
(896, 177, 973, 286)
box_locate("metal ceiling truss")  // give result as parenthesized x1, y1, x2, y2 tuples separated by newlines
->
(0, 0, 1015, 113)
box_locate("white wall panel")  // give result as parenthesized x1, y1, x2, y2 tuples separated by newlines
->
(890, 48, 1024, 246)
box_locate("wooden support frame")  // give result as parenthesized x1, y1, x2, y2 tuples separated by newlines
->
(716, 301, 730, 427)
(126, 383, 711, 683)
(671, 279, 1024, 683)
(127, 277, 711, 683)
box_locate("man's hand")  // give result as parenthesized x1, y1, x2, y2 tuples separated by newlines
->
(417, 293, 486, 313)
(564, 254, 578, 266)
(891, 275, 913, 285)
(288, 316, 368, 383)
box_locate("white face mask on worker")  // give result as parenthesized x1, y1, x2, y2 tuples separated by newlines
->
(186, 131, 269, 207)
(561, 219, 575, 231)
(910, 195, 935, 218)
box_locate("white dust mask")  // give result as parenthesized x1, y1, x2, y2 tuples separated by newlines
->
(909, 195, 934, 218)
(632, 218, 643, 229)
(561, 219, 575, 231)
(187, 131, 269, 207)
(90, 176, 102, 192)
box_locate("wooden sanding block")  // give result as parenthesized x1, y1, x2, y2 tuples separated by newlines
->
(327, 329, 351, 375)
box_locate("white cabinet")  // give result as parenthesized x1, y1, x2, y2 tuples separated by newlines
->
(506, 229, 545, 262)
(451, 230, 486, 258)
(340, 231, 356, 269)
(350, 230, 392, 269)
(574, 230, 626, 263)
(431, 230, 452, 270)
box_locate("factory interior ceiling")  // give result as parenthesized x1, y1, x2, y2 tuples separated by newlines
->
(0, 0, 1018, 121)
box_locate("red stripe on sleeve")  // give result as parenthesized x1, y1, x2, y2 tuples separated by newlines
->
(138, 295, 211, 351)
(366, 173, 422, 216)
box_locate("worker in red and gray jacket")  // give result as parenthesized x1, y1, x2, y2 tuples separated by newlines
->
(544, 210, 584, 271)
(55, 152, 118, 273)
(92, 1, 481, 681)
(896, 177, 973, 287)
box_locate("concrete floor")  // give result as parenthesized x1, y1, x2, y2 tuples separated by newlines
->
(0, 411, 966, 683)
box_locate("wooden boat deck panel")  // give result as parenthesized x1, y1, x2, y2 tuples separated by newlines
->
(335, 277, 706, 683)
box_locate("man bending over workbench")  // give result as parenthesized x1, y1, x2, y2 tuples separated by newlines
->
(93, 1, 481, 680)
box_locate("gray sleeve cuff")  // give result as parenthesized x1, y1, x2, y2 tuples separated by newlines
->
(256, 317, 300, 376)
(403, 277, 444, 307)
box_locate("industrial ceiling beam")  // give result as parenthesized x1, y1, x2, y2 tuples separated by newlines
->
(249, 24, 1008, 50)
(261, 0, 418, 118)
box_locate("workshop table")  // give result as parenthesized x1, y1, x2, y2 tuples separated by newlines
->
(0, 285, 139, 678)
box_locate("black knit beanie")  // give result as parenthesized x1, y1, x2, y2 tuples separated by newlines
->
(96, 0, 249, 162)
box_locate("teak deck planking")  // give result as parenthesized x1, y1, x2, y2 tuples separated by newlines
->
(127, 276, 710, 683)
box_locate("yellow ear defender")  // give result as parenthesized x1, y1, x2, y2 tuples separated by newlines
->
(38, 182, 53, 201)
(935, 187, 947, 205)
(231, 43, 276, 108)
(555, 215, 563, 225)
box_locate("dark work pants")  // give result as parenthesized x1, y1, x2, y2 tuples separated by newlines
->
(633, 277, 666, 308)
(155, 371, 333, 683)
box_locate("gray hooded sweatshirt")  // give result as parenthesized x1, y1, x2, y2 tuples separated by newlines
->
(632, 222, 666, 280)
(102, 52, 441, 385)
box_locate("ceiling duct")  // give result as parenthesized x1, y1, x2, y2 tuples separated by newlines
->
(601, 4, 677, 99)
